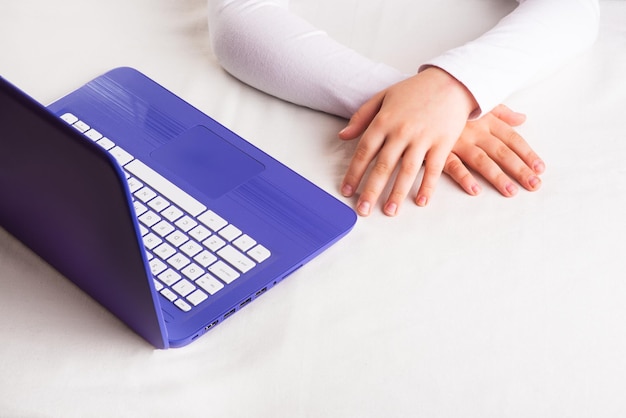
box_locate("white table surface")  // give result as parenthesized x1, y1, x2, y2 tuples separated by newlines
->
(1, 1, 626, 417)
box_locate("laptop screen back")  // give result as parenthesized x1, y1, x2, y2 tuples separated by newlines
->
(0, 77, 168, 348)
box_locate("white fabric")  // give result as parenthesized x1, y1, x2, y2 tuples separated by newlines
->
(209, 0, 599, 118)
(2, 1, 626, 417)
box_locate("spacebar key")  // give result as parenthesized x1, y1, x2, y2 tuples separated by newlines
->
(125, 159, 207, 217)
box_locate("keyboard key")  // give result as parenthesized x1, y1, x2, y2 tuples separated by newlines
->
(196, 274, 224, 295)
(138, 210, 161, 227)
(154, 243, 176, 260)
(218, 245, 255, 273)
(209, 260, 240, 284)
(96, 137, 115, 150)
(161, 288, 178, 302)
(109, 145, 134, 166)
(72, 120, 90, 133)
(189, 225, 212, 242)
(233, 234, 256, 252)
(186, 289, 208, 306)
(162, 205, 184, 222)
(61, 113, 78, 124)
(143, 232, 163, 250)
(133, 201, 148, 216)
(219, 224, 242, 242)
(158, 269, 182, 286)
(149, 258, 167, 276)
(127, 177, 144, 193)
(174, 299, 191, 312)
(181, 240, 203, 257)
(193, 250, 218, 268)
(153, 279, 164, 291)
(203, 235, 226, 252)
(166, 230, 189, 247)
(248, 245, 271, 263)
(148, 196, 170, 213)
(198, 210, 228, 232)
(181, 263, 204, 281)
(175, 215, 197, 232)
(84, 129, 103, 141)
(167, 253, 191, 270)
(172, 278, 196, 297)
(125, 159, 207, 216)
(135, 187, 157, 203)
(153, 220, 175, 237)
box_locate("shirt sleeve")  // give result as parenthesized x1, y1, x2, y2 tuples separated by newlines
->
(208, 0, 408, 119)
(421, 0, 600, 118)
(209, 0, 600, 120)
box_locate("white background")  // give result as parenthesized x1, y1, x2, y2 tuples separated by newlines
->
(1, 1, 625, 417)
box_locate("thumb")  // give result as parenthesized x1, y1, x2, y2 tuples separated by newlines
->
(490, 104, 526, 127)
(338, 91, 385, 140)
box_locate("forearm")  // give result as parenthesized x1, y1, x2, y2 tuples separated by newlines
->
(422, 0, 600, 118)
(208, 0, 408, 118)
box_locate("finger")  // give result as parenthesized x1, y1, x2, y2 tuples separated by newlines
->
(353, 137, 407, 217)
(414, 147, 448, 207)
(443, 153, 482, 196)
(457, 144, 519, 197)
(341, 129, 386, 200)
(490, 104, 526, 127)
(382, 145, 425, 216)
(488, 117, 546, 176)
(339, 92, 385, 141)
(477, 133, 541, 192)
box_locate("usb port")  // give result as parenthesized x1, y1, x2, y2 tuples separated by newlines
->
(224, 308, 236, 319)
(205, 320, 219, 331)
(255, 287, 268, 297)
(239, 297, 252, 308)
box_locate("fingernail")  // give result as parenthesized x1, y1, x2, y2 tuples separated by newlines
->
(339, 126, 349, 136)
(529, 176, 541, 189)
(357, 200, 371, 216)
(416, 196, 428, 207)
(342, 183, 353, 197)
(384, 202, 398, 216)
(506, 183, 518, 196)
(533, 160, 545, 174)
(471, 183, 482, 195)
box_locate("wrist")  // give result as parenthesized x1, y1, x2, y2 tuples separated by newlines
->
(421, 66, 479, 118)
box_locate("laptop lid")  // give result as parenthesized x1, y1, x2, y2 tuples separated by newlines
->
(0, 76, 169, 348)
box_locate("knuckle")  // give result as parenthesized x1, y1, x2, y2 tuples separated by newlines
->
(494, 144, 511, 160)
(372, 160, 393, 176)
(445, 158, 465, 175)
(506, 131, 524, 146)
(399, 158, 421, 176)
(353, 143, 374, 162)
(424, 160, 445, 177)
(472, 151, 491, 169)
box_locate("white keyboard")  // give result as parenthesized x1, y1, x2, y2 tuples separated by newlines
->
(61, 113, 271, 313)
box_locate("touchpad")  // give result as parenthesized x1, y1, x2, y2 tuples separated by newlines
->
(150, 125, 265, 199)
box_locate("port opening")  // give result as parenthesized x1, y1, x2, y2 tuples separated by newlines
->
(205, 320, 219, 331)
(224, 308, 237, 319)
(255, 287, 268, 297)
(239, 297, 252, 308)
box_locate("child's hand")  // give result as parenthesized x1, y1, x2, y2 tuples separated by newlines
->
(444, 104, 545, 198)
(339, 67, 478, 216)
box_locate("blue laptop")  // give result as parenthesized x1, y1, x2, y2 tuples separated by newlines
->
(0, 68, 356, 348)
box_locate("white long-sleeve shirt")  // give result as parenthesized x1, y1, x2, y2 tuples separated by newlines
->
(208, 0, 599, 119)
